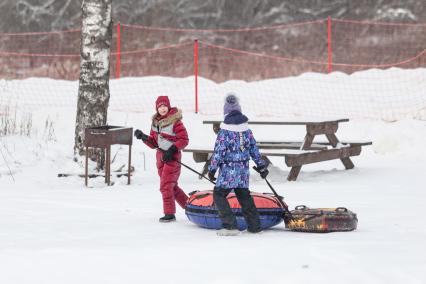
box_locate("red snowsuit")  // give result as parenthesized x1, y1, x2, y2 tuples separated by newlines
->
(143, 107, 189, 215)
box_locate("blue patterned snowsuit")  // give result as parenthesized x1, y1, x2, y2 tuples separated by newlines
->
(208, 115, 266, 190)
(208, 110, 266, 232)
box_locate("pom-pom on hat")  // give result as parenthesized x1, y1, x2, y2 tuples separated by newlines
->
(155, 96, 171, 110)
(223, 93, 241, 115)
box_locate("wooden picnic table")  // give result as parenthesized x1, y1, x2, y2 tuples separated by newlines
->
(184, 119, 371, 181)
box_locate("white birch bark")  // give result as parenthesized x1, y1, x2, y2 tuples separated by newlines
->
(74, 0, 112, 165)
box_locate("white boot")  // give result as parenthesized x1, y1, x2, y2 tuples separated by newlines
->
(216, 228, 240, 236)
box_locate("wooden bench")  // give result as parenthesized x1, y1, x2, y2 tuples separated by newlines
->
(184, 141, 371, 181)
(184, 119, 372, 181)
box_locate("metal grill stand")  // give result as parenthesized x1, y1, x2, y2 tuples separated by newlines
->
(84, 126, 133, 186)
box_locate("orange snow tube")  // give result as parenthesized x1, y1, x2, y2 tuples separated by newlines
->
(285, 205, 358, 233)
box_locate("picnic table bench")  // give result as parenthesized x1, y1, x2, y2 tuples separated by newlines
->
(183, 119, 372, 181)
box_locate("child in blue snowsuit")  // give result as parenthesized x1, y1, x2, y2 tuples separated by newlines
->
(208, 94, 269, 235)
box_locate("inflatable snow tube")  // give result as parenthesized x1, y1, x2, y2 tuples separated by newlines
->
(285, 205, 358, 233)
(185, 190, 284, 230)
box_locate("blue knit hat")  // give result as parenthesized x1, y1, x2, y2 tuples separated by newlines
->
(223, 93, 241, 115)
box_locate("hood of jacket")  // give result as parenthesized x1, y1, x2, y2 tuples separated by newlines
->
(152, 107, 182, 128)
(223, 110, 248, 125)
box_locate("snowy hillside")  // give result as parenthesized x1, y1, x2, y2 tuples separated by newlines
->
(1, 70, 426, 283)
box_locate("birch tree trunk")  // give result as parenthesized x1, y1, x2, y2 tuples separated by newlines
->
(74, 0, 112, 168)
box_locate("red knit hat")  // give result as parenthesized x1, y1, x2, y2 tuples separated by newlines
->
(155, 96, 171, 110)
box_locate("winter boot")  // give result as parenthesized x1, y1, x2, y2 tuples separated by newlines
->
(246, 228, 263, 234)
(159, 214, 176, 223)
(216, 228, 240, 236)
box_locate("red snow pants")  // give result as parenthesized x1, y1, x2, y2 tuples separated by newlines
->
(156, 150, 188, 215)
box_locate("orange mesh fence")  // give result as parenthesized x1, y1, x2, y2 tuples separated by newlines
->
(0, 29, 80, 80)
(0, 18, 425, 120)
(110, 42, 195, 113)
(331, 19, 426, 73)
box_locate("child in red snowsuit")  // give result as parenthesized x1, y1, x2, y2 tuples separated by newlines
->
(134, 96, 189, 222)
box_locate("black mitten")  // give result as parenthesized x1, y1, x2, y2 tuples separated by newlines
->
(257, 165, 269, 179)
(134, 129, 149, 142)
(208, 171, 217, 181)
(162, 145, 178, 161)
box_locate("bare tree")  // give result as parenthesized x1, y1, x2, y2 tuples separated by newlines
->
(74, 0, 112, 168)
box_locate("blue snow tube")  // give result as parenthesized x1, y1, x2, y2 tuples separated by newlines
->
(185, 190, 284, 230)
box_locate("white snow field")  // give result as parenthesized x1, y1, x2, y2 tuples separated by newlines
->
(1, 70, 426, 284)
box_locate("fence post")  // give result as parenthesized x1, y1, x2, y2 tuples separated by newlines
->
(194, 39, 199, 113)
(327, 16, 332, 73)
(115, 22, 121, 79)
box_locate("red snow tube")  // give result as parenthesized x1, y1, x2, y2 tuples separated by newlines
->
(185, 190, 284, 230)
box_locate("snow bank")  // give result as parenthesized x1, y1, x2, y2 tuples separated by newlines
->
(1, 67, 425, 120)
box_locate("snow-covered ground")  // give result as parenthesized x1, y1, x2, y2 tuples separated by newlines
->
(1, 72, 426, 284)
